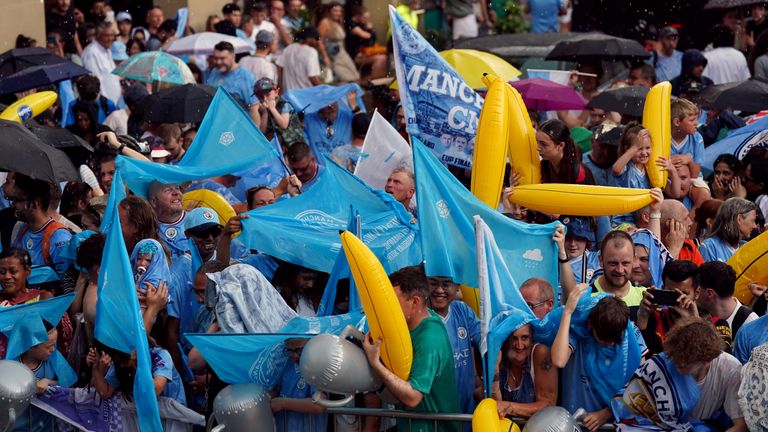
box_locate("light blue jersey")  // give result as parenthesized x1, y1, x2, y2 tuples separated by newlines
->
(13, 359, 58, 432)
(652, 50, 683, 82)
(569, 250, 601, 285)
(733, 314, 768, 364)
(671, 132, 705, 168)
(303, 109, 354, 157)
(274, 361, 327, 432)
(439, 301, 481, 414)
(157, 213, 189, 259)
(167, 255, 201, 344)
(205, 67, 257, 107)
(582, 153, 612, 186)
(699, 236, 738, 262)
(12, 220, 72, 274)
(612, 162, 651, 189)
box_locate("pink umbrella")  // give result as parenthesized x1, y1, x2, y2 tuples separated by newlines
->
(508, 78, 587, 111)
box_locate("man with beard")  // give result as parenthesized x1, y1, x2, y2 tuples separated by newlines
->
(205, 41, 259, 123)
(590, 230, 647, 321)
(582, 123, 620, 186)
(10, 174, 72, 276)
(147, 181, 188, 263)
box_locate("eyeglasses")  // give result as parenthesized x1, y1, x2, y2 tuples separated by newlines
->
(526, 299, 552, 310)
(191, 227, 223, 239)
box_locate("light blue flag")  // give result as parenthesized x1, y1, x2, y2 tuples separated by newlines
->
(175, 7, 189, 37)
(186, 311, 364, 386)
(474, 217, 537, 397)
(390, 5, 482, 168)
(58, 80, 75, 128)
(230, 136, 289, 202)
(239, 158, 421, 273)
(95, 171, 162, 431)
(413, 138, 559, 288)
(317, 208, 360, 317)
(703, 115, 768, 176)
(283, 83, 365, 115)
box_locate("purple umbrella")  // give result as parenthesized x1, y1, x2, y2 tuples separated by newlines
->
(508, 78, 587, 111)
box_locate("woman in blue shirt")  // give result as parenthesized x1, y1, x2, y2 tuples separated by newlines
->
(699, 198, 759, 262)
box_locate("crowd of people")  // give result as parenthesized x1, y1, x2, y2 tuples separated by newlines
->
(0, 0, 767, 431)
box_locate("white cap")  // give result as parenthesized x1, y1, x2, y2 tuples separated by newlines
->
(116, 11, 132, 22)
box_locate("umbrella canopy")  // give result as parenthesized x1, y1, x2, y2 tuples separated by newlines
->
(0, 63, 90, 95)
(0, 47, 67, 79)
(587, 85, 649, 117)
(0, 120, 78, 183)
(693, 78, 768, 112)
(545, 33, 650, 62)
(390, 48, 522, 90)
(166, 32, 254, 57)
(112, 51, 195, 85)
(508, 78, 587, 111)
(704, 0, 762, 8)
(29, 125, 94, 167)
(143, 83, 217, 123)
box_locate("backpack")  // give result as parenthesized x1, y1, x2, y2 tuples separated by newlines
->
(731, 305, 754, 337)
(17, 220, 69, 266)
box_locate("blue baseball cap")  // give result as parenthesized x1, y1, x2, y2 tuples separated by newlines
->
(564, 217, 596, 242)
(185, 207, 222, 234)
(111, 41, 128, 61)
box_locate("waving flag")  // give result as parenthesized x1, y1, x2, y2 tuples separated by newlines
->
(390, 5, 482, 168)
(283, 83, 365, 115)
(317, 208, 360, 317)
(413, 138, 559, 288)
(186, 311, 364, 386)
(475, 216, 537, 397)
(230, 136, 289, 202)
(354, 110, 413, 191)
(703, 115, 768, 176)
(96, 170, 162, 431)
(239, 158, 421, 273)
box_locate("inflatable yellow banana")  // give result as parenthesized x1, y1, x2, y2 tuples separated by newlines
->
(509, 184, 653, 216)
(472, 398, 521, 432)
(642, 81, 671, 189)
(183, 189, 237, 227)
(506, 84, 540, 186)
(471, 74, 509, 208)
(0, 91, 58, 123)
(340, 231, 413, 381)
(728, 229, 768, 305)
(460, 285, 480, 318)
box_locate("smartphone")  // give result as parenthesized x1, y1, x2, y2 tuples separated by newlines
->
(647, 288, 680, 306)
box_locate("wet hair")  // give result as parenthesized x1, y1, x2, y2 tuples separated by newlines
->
(520, 277, 554, 301)
(617, 121, 647, 156)
(390, 166, 415, 185)
(158, 19, 177, 34)
(748, 159, 768, 194)
(0, 248, 32, 270)
(69, 100, 100, 138)
(14, 174, 52, 211)
(156, 123, 182, 144)
(389, 265, 430, 302)
(272, 262, 319, 311)
(351, 112, 370, 139)
(15, 34, 36, 49)
(587, 296, 629, 345)
(629, 63, 656, 84)
(707, 197, 758, 245)
(599, 230, 634, 255)
(126, 38, 145, 55)
(711, 24, 735, 48)
(214, 41, 235, 53)
(60, 181, 92, 217)
(222, 3, 241, 15)
(76, 75, 102, 101)
(671, 98, 698, 121)
(245, 185, 274, 208)
(76, 233, 106, 271)
(694, 199, 724, 239)
(662, 260, 699, 289)
(713, 153, 741, 175)
(118, 196, 162, 246)
(286, 141, 312, 163)
(663, 317, 724, 368)
(538, 119, 582, 184)
(698, 261, 736, 298)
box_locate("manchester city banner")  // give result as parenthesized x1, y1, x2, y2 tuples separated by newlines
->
(389, 5, 482, 169)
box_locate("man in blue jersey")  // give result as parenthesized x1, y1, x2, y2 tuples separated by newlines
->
(10, 174, 72, 275)
(271, 337, 328, 431)
(428, 276, 481, 415)
(206, 41, 259, 123)
(148, 181, 188, 263)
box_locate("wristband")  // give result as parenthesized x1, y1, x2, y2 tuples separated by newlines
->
(117, 143, 126, 154)
(649, 211, 661, 219)
(352, 106, 361, 114)
(558, 256, 570, 263)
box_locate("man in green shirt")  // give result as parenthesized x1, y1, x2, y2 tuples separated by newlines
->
(363, 265, 461, 432)
(590, 231, 647, 321)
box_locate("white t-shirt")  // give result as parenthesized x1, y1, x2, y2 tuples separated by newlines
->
(703, 47, 751, 84)
(690, 352, 743, 421)
(276, 43, 321, 91)
(249, 20, 277, 44)
(104, 108, 129, 136)
(238, 55, 277, 82)
(81, 41, 122, 103)
(726, 298, 759, 330)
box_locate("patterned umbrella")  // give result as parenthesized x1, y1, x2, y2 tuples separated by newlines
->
(112, 51, 195, 85)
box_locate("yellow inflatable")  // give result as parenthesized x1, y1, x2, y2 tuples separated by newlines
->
(471, 74, 509, 208)
(0, 91, 58, 123)
(642, 81, 671, 189)
(182, 189, 236, 227)
(508, 184, 653, 216)
(728, 229, 768, 305)
(460, 285, 480, 318)
(506, 84, 541, 186)
(340, 231, 413, 380)
(472, 398, 521, 432)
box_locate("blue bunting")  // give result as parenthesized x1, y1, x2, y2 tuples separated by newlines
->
(702, 115, 768, 176)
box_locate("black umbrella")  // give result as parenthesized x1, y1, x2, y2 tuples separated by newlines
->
(0, 120, 78, 183)
(29, 125, 94, 167)
(587, 85, 650, 117)
(0, 47, 68, 79)
(0, 63, 90, 95)
(545, 34, 651, 62)
(703, 0, 762, 9)
(692, 78, 768, 112)
(142, 83, 217, 123)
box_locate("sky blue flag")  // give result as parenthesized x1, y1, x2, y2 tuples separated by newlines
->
(96, 172, 162, 431)
(240, 157, 421, 273)
(186, 311, 364, 386)
(475, 217, 537, 397)
(390, 5, 482, 169)
(58, 80, 75, 128)
(231, 136, 289, 202)
(175, 7, 188, 37)
(115, 87, 279, 198)
(283, 83, 365, 115)
(413, 138, 559, 288)
(317, 208, 360, 316)
(703, 115, 768, 176)
(0, 293, 77, 387)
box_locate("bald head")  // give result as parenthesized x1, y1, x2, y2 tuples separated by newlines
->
(661, 199, 688, 223)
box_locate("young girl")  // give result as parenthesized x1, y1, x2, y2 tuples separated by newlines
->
(272, 263, 322, 317)
(129, 239, 170, 335)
